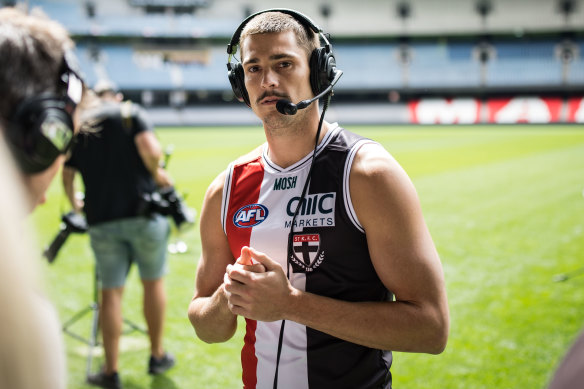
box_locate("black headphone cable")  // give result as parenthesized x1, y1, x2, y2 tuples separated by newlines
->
(273, 93, 331, 389)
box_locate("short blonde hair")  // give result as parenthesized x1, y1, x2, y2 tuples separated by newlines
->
(239, 11, 320, 60)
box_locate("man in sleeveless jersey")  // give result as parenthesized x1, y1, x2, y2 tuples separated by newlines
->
(63, 82, 175, 388)
(188, 10, 449, 389)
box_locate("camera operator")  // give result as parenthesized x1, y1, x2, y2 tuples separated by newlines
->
(0, 7, 95, 389)
(62, 81, 175, 388)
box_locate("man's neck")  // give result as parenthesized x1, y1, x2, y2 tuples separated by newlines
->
(264, 120, 331, 169)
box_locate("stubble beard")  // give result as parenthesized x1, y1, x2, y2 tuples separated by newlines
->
(262, 108, 309, 138)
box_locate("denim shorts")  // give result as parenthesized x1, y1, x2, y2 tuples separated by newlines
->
(88, 214, 170, 289)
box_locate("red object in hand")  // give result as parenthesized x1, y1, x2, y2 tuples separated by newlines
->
(237, 246, 253, 265)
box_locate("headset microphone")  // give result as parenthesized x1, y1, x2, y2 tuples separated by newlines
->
(276, 70, 343, 115)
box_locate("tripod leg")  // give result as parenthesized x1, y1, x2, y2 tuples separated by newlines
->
(122, 318, 147, 335)
(85, 302, 100, 377)
(554, 266, 584, 282)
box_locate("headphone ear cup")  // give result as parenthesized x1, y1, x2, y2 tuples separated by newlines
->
(228, 63, 250, 107)
(309, 47, 338, 96)
(7, 98, 73, 174)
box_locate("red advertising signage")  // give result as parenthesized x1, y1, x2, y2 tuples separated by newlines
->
(567, 97, 584, 123)
(409, 96, 583, 124)
(409, 98, 480, 124)
(486, 97, 563, 123)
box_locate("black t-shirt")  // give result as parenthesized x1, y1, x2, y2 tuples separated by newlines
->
(65, 101, 157, 225)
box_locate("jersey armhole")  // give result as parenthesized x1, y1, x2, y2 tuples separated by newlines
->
(343, 140, 376, 233)
(220, 163, 234, 234)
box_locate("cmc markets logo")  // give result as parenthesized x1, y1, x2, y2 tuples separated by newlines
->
(284, 192, 336, 229)
(233, 204, 269, 228)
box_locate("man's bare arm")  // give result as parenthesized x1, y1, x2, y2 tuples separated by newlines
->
(135, 131, 172, 187)
(187, 171, 238, 343)
(62, 166, 83, 212)
(225, 143, 449, 353)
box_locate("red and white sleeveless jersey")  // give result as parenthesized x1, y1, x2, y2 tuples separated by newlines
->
(221, 125, 393, 389)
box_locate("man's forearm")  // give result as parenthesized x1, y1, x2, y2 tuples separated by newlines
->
(188, 284, 238, 344)
(284, 289, 448, 354)
(61, 167, 81, 212)
(135, 131, 164, 180)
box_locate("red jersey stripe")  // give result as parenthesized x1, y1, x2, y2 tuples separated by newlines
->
(225, 156, 264, 389)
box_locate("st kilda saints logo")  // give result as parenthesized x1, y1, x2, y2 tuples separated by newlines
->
(288, 233, 325, 272)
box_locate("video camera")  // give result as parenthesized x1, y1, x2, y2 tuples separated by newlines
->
(137, 145, 196, 229)
(137, 186, 195, 230)
(44, 211, 88, 263)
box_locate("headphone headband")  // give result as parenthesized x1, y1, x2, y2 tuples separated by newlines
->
(227, 8, 323, 57)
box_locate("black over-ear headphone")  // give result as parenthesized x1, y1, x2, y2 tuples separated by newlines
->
(226, 8, 339, 107)
(5, 50, 84, 174)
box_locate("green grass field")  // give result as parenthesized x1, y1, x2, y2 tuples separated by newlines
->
(30, 124, 584, 389)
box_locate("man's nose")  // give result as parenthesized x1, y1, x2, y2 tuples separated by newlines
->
(261, 68, 278, 89)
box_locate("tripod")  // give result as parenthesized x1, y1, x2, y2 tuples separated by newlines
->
(553, 266, 584, 282)
(61, 264, 147, 378)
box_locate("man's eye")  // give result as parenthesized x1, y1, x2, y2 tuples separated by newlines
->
(279, 62, 291, 68)
(247, 66, 259, 73)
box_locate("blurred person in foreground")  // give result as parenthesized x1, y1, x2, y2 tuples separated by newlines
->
(549, 328, 584, 388)
(0, 6, 94, 389)
(63, 80, 175, 389)
(188, 9, 449, 388)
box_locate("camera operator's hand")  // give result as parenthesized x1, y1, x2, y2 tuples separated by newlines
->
(72, 198, 84, 213)
(154, 166, 173, 188)
(62, 166, 85, 213)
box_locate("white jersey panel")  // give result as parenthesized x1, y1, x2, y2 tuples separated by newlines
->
(249, 157, 309, 389)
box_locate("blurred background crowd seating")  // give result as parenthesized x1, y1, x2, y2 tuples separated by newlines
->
(9, 0, 584, 125)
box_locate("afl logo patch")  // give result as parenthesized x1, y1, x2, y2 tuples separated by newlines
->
(233, 204, 269, 228)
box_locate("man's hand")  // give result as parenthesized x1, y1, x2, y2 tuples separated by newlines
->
(224, 246, 293, 322)
(154, 166, 173, 188)
(72, 198, 84, 213)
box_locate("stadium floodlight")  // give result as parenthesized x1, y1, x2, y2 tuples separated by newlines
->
(85, 1, 95, 18)
(475, 0, 492, 18)
(396, 1, 411, 20)
(320, 4, 332, 20)
(475, 0, 493, 31)
(557, 0, 576, 21)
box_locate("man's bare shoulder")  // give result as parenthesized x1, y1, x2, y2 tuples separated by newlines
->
(232, 144, 264, 167)
(205, 143, 264, 201)
(349, 142, 418, 217)
(205, 170, 227, 203)
(351, 142, 401, 179)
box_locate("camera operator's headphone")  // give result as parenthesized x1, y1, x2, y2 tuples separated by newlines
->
(226, 8, 339, 106)
(5, 50, 84, 174)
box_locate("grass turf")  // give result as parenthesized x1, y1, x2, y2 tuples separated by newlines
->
(28, 124, 584, 388)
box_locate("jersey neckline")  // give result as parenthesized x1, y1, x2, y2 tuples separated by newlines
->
(262, 123, 340, 174)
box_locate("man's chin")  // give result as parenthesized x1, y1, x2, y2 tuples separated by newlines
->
(262, 110, 292, 129)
